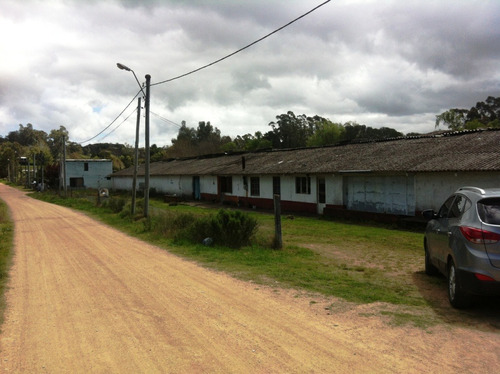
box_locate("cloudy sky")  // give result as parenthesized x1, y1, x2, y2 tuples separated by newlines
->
(1, 0, 500, 147)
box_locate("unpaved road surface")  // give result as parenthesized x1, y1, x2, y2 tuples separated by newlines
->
(0, 184, 499, 373)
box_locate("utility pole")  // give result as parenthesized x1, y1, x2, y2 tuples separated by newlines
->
(273, 194, 283, 249)
(62, 135, 67, 197)
(116, 63, 150, 217)
(131, 97, 141, 215)
(144, 74, 151, 218)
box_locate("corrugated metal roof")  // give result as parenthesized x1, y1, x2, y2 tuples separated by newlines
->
(111, 129, 500, 177)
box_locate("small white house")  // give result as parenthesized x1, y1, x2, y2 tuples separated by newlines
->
(65, 159, 112, 189)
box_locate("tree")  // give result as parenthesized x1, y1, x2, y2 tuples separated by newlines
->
(267, 111, 313, 149)
(436, 96, 500, 131)
(306, 120, 345, 147)
(47, 126, 70, 159)
(466, 96, 500, 126)
(7, 123, 48, 147)
(435, 109, 468, 130)
(167, 120, 229, 158)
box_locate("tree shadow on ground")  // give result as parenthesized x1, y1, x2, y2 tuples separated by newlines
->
(413, 271, 500, 332)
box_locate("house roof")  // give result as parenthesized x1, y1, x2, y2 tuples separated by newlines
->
(111, 129, 500, 177)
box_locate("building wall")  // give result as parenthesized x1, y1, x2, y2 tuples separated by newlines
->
(327, 175, 344, 206)
(414, 171, 500, 212)
(150, 175, 193, 197)
(110, 170, 500, 217)
(201, 176, 218, 195)
(111, 176, 135, 191)
(66, 160, 112, 189)
(343, 174, 415, 215)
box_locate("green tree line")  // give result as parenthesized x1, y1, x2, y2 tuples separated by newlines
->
(435, 96, 500, 130)
(2, 96, 498, 186)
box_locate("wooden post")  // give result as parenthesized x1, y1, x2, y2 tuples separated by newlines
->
(132, 97, 141, 215)
(273, 194, 282, 249)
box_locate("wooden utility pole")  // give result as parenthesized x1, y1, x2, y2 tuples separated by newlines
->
(132, 97, 141, 215)
(62, 135, 67, 197)
(273, 194, 282, 249)
(144, 74, 151, 218)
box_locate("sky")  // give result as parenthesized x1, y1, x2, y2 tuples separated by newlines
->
(1, 0, 500, 147)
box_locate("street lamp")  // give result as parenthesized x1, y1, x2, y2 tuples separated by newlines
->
(117, 62, 151, 218)
(116, 63, 146, 97)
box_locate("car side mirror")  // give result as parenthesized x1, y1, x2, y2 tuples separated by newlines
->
(422, 209, 437, 220)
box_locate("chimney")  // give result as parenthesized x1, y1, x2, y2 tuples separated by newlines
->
(241, 156, 246, 170)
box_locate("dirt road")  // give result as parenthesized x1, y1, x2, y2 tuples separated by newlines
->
(0, 184, 499, 373)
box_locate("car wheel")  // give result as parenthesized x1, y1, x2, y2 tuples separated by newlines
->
(424, 242, 439, 276)
(447, 259, 471, 309)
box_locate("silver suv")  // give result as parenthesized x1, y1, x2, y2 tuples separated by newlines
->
(423, 186, 500, 308)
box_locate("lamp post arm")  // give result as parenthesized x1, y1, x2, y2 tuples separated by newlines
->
(131, 70, 146, 97)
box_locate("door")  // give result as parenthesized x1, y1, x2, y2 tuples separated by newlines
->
(427, 194, 468, 272)
(346, 175, 415, 215)
(317, 177, 326, 214)
(192, 176, 200, 200)
(273, 176, 281, 197)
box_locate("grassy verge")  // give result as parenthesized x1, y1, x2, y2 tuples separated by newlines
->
(0, 198, 14, 330)
(31, 191, 426, 308)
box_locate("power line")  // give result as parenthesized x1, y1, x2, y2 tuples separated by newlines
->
(150, 111, 183, 128)
(151, 0, 331, 87)
(80, 1, 330, 144)
(79, 89, 141, 144)
(100, 106, 138, 141)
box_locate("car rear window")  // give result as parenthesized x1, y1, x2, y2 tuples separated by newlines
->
(477, 198, 500, 225)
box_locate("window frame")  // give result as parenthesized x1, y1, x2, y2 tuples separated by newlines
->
(250, 177, 260, 196)
(220, 176, 233, 194)
(295, 176, 311, 195)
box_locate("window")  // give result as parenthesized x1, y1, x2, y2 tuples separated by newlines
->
(220, 176, 232, 194)
(250, 177, 260, 196)
(70, 177, 84, 188)
(438, 196, 455, 218)
(84, 162, 89, 171)
(296, 176, 311, 194)
(478, 198, 500, 224)
(439, 194, 470, 218)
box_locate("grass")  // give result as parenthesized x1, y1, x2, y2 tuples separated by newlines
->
(0, 197, 14, 330)
(29, 190, 426, 310)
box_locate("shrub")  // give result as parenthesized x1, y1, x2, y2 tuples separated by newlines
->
(138, 208, 257, 249)
(119, 199, 144, 219)
(196, 209, 258, 249)
(102, 197, 126, 213)
(148, 211, 197, 238)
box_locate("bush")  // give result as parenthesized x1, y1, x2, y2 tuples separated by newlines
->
(102, 197, 126, 213)
(192, 209, 258, 249)
(148, 211, 197, 238)
(119, 199, 144, 219)
(132, 207, 257, 249)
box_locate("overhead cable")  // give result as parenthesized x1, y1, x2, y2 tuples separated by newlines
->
(151, 0, 331, 86)
(100, 106, 138, 141)
(79, 89, 141, 144)
(150, 111, 183, 128)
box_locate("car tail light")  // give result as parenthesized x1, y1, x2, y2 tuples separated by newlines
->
(459, 226, 500, 244)
(474, 273, 495, 282)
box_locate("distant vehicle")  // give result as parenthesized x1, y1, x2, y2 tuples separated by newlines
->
(423, 187, 500, 308)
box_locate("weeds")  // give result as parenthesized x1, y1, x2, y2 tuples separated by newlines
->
(0, 198, 14, 329)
